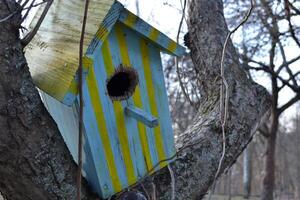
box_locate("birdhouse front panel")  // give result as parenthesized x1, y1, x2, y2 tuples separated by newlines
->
(81, 22, 176, 197)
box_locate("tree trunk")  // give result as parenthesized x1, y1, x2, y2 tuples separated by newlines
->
(261, 112, 278, 200)
(0, 2, 95, 200)
(295, 109, 300, 200)
(0, 0, 271, 200)
(227, 169, 232, 200)
(243, 144, 252, 199)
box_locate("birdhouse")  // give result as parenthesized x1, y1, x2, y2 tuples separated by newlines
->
(25, 0, 185, 198)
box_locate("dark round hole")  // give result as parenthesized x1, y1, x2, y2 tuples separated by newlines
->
(106, 66, 139, 101)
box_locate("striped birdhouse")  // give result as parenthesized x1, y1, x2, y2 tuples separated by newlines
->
(25, 0, 185, 198)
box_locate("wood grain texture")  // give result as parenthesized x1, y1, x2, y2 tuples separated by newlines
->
(25, 0, 114, 102)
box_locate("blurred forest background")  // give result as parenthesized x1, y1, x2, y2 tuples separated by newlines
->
(158, 0, 300, 199)
(1, 0, 298, 199)
(125, 0, 300, 199)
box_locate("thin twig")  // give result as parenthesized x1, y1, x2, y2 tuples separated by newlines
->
(176, 0, 195, 107)
(77, 0, 90, 199)
(168, 164, 175, 200)
(140, 183, 151, 200)
(151, 181, 157, 200)
(208, 1, 254, 199)
(21, 0, 35, 23)
(21, 0, 53, 46)
(23, 1, 47, 11)
(0, 10, 18, 23)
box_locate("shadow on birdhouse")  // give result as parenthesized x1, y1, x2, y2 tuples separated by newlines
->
(25, 0, 185, 199)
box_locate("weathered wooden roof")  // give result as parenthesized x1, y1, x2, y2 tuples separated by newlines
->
(25, 0, 185, 105)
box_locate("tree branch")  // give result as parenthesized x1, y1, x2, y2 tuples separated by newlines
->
(21, 0, 53, 46)
(278, 92, 300, 115)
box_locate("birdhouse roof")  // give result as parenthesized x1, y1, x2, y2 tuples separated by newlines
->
(25, 0, 185, 105)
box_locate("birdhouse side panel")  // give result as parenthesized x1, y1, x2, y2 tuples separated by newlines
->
(38, 91, 103, 196)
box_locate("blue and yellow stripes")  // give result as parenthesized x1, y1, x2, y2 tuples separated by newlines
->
(140, 39, 168, 168)
(87, 1, 124, 55)
(101, 40, 137, 185)
(113, 24, 155, 171)
(84, 57, 122, 193)
(80, 22, 175, 198)
(118, 8, 186, 57)
(60, 2, 185, 107)
(62, 56, 91, 105)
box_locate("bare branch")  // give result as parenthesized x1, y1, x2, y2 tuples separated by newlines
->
(77, 0, 90, 199)
(278, 92, 300, 115)
(276, 54, 300, 74)
(0, 9, 18, 23)
(208, 1, 254, 199)
(176, 0, 196, 107)
(21, 0, 53, 47)
(277, 40, 298, 87)
(21, 0, 35, 23)
(285, 0, 300, 48)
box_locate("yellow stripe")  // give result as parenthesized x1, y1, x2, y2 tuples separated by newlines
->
(66, 56, 92, 95)
(140, 39, 167, 168)
(149, 28, 160, 42)
(115, 24, 154, 171)
(95, 25, 109, 41)
(102, 40, 137, 185)
(167, 40, 177, 53)
(67, 79, 78, 95)
(123, 12, 137, 29)
(86, 60, 122, 192)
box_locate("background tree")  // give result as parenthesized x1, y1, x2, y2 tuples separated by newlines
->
(222, 0, 300, 199)
(0, 0, 270, 199)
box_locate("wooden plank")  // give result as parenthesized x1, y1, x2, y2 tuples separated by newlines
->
(120, 26, 159, 172)
(84, 58, 123, 194)
(89, 45, 129, 190)
(125, 105, 158, 128)
(111, 24, 156, 173)
(140, 39, 168, 168)
(148, 43, 176, 159)
(25, 0, 114, 102)
(101, 38, 138, 186)
(118, 9, 186, 57)
(39, 91, 106, 196)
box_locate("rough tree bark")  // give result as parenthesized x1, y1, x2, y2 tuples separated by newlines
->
(0, 0, 271, 200)
(261, 111, 278, 200)
(139, 0, 270, 199)
(0, 2, 96, 200)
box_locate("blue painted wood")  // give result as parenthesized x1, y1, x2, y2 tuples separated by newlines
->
(121, 25, 160, 169)
(105, 28, 144, 180)
(125, 104, 158, 128)
(87, 2, 124, 55)
(81, 81, 116, 198)
(147, 43, 176, 158)
(90, 48, 129, 188)
(40, 2, 181, 198)
(118, 9, 186, 57)
(39, 91, 109, 197)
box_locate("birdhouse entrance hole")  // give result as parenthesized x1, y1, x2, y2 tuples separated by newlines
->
(106, 66, 139, 101)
